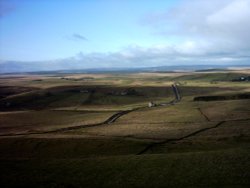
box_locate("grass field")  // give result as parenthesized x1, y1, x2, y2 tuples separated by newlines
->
(0, 70, 250, 187)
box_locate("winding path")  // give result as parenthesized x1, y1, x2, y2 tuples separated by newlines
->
(0, 84, 181, 137)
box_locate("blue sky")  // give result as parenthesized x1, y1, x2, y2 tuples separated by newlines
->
(0, 0, 178, 60)
(0, 0, 250, 72)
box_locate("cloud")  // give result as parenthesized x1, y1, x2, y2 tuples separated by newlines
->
(2, 44, 249, 73)
(55, 41, 250, 69)
(1, 43, 249, 73)
(71, 33, 88, 41)
(1, 0, 250, 72)
(141, 0, 250, 59)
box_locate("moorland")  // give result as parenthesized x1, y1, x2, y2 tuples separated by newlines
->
(0, 69, 250, 187)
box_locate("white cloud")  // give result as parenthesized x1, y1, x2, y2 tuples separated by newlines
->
(207, 0, 250, 25)
(142, 0, 250, 59)
(1, 0, 250, 72)
(65, 33, 88, 42)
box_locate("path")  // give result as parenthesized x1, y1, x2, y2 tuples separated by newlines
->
(0, 84, 181, 137)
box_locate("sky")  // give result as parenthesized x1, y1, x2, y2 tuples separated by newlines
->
(0, 0, 250, 72)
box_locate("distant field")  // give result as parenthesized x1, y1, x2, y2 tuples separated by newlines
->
(0, 70, 250, 187)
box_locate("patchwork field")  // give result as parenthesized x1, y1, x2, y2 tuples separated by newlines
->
(0, 70, 250, 187)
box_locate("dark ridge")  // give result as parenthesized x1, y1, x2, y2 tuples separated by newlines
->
(197, 108, 210, 121)
(137, 121, 226, 155)
(193, 93, 250, 101)
(137, 117, 250, 155)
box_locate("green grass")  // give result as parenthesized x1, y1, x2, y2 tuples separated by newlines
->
(0, 89, 92, 110)
(0, 149, 249, 188)
(0, 137, 148, 159)
(0, 110, 115, 134)
(0, 71, 250, 187)
(0, 85, 174, 110)
(198, 99, 250, 121)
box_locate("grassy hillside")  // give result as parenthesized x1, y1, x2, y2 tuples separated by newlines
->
(0, 71, 250, 187)
(1, 149, 249, 188)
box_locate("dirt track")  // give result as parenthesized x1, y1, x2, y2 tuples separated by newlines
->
(0, 84, 181, 137)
